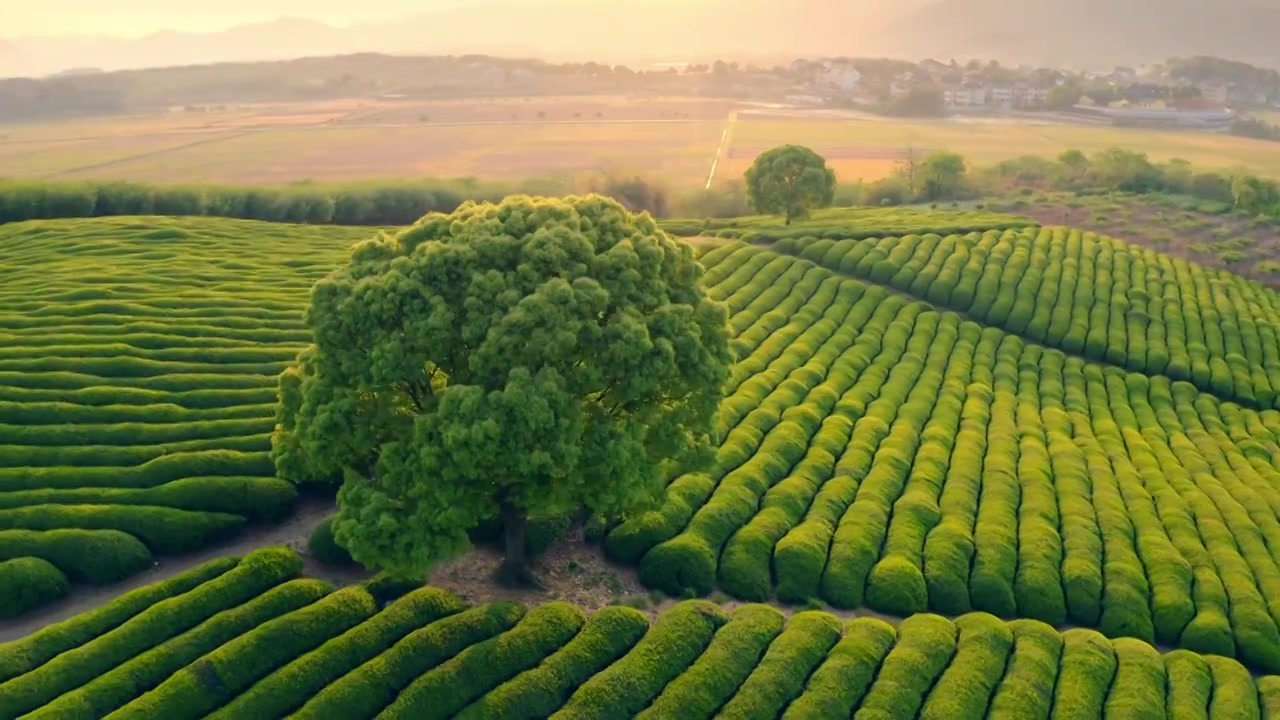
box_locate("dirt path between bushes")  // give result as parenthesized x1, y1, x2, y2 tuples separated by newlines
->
(0, 495, 337, 644)
(0, 492, 1183, 662)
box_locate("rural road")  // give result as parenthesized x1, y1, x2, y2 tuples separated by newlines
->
(0, 494, 337, 643)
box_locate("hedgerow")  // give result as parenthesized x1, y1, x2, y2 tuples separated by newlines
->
(0, 449, 274, 491)
(551, 601, 728, 719)
(5, 560, 1280, 716)
(0, 557, 69, 619)
(0, 217, 387, 614)
(291, 601, 526, 719)
(919, 613, 1014, 719)
(782, 617, 897, 718)
(455, 606, 650, 720)
(986, 619, 1062, 719)
(637, 604, 785, 718)
(108, 586, 376, 719)
(381, 602, 587, 719)
(25, 578, 332, 720)
(0, 528, 152, 583)
(854, 614, 958, 719)
(604, 243, 1280, 674)
(208, 587, 465, 719)
(0, 555, 237, 682)
(770, 226, 1280, 411)
(716, 610, 843, 719)
(308, 516, 356, 566)
(0, 504, 244, 554)
(0, 546, 300, 718)
(0, 476, 297, 522)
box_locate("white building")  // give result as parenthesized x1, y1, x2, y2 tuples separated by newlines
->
(1200, 83, 1229, 104)
(989, 87, 1014, 109)
(818, 61, 861, 92)
(944, 86, 987, 109)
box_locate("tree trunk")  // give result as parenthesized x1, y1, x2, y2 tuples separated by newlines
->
(497, 498, 533, 587)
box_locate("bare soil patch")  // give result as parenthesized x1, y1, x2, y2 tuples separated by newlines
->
(426, 529, 645, 612)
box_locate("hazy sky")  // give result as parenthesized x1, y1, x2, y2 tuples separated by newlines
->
(1, 0, 524, 37)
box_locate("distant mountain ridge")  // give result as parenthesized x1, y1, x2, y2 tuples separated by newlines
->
(882, 0, 1280, 68)
(0, 0, 1274, 79)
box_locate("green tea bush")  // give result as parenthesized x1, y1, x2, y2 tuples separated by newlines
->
(291, 601, 525, 719)
(455, 606, 649, 720)
(716, 610, 843, 719)
(782, 617, 896, 718)
(308, 516, 356, 566)
(110, 586, 376, 719)
(26, 579, 331, 720)
(637, 604, 785, 718)
(207, 587, 466, 719)
(0, 477, 297, 522)
(381, 603, 587, 719)
(0, 505, 244, 554)
(0, 556, 237, 682)
(0, 557, 69, 619)
(0, 528, 152, 583)
(552, 601, 728, 719)
(0, 546, 301, 718)
(853, 614, 958, 718)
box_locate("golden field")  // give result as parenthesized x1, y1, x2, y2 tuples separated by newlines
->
(3, 97, 1278, 188)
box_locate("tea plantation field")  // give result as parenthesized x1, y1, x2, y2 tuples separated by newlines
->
(769, 229, 1280, 409)
(10, 208, 1280, 715)
(607, 240, 1280, 674)
(2, 546, 1278, 719)
(0, 217, 373, 616)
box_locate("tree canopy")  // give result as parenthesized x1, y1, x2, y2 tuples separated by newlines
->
(744, 145, 836, 225)
(919, 151, 969, 201)
(272, 195, 732, 581)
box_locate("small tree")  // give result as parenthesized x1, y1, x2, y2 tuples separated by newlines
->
(273, 195, 732, 584)
(919, 151, 968, 201)
(744, 145, 836, 225)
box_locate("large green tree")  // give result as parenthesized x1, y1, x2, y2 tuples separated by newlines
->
(744, 145, 836, 225)
(273, 195, 732, 583)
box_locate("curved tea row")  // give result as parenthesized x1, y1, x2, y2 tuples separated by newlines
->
(0, 217, 372, 617)
(1, 547, 1276, 719)
(774, 228, 1280, 410)
(607, 243, 1280, 673)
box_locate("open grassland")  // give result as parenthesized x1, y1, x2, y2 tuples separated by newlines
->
(2, 546, 1279, 719)
(607, 240, 1280, 674)
(0, 217, 373, 617)
(721, 115, 1280, 183)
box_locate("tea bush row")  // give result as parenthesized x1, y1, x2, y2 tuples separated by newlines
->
(610, 245, 1280, 673)
(0, 217, 371, 615)
(6, 550, 1280, 718)
(775, 228, 1280, 410)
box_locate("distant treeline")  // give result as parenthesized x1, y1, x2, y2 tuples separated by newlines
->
(0, 173, 755, 226)
(2, 147, 1278, 227)
(0, 178, 543, 226)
